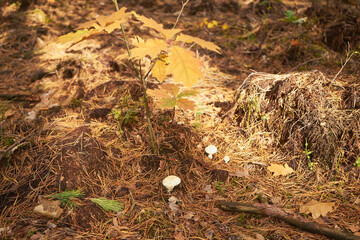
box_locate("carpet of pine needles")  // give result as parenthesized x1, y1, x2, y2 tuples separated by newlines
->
(1, 0, 360, 239)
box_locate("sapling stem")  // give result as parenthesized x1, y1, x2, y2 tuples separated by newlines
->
(112, 0, 119, 11)
(120, 23, 157, 154)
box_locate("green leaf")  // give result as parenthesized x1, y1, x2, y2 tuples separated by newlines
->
(89, 198, 123, 212)
(284, 10, 295, 19)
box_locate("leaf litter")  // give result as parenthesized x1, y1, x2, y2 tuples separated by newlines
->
(0, 0, 360, 239)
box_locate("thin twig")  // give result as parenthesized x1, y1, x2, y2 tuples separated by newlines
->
(173, 0, 190, 29)
(290, 57, 323, 72)
(126, 190, 136, 216)
(0, 131, 36, 161)
(330, 51, 355, 85)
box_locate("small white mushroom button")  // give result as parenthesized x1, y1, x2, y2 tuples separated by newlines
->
(162, 175, 181, 193)
(205, 145, 217, 159)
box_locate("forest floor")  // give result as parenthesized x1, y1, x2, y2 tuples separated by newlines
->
(0, 0, 360, 239)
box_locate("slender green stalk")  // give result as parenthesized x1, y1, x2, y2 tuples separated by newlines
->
(120, 24, 157, 154)
(112, 0, 119, 11)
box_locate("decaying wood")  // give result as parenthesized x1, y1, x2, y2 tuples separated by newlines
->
(217, 201, 360, 240)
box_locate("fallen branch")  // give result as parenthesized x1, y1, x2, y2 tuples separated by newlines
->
(217, 201, 360, 240)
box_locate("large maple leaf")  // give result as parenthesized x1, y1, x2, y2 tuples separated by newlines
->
(133, 12, 182, 40)
(56, 29, 101, 48)
(57, 7, 131, 47)
(176, 33, 221, 54)
(167, 46, 204, 87)
(151, 60, 167, 83)
(130, 38, 168, 60)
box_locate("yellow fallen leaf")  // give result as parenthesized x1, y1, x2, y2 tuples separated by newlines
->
(300, 200, 335, 219)
(267, 163, 294, 176)
(222, 23, 229, 30)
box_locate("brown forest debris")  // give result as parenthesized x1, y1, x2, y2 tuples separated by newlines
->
(217, 201, 360, 240)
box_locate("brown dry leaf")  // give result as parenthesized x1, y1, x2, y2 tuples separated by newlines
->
(133, 12, 182, 40)
(230, 169, 249, 178)
(255, 233, 266, 240)
(131, 38, 168, 60)
(152, 59, 167, 83)
(183, 211, 195, 220)
(168, 196, 180, 214)
(167, 46, 204, 87)
(299, 200, 335, 219)
(267, 163, 294, 176)
(4, 109, 16, 118)
(174, 232, 185, 240)
(34, 198, 64, 218)
(176, 33, 221, 54)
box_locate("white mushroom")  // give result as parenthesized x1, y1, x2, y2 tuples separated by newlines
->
(205, 145, 217, 159)
(162, 175, 181, 193)
(223, 156, 230, 164)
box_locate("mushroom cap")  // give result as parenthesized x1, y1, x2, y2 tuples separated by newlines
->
(205, 145, 217, 154)
(162, 175, 181, 189)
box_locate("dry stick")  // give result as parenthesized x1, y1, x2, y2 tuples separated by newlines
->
(217, 201, 360, 240)
(126, 190, 136, 216)
(0, 130, 36, 161)
(290, 57, 323, 72)
(173, 0, 190, 29)
(330, 51, 356, 86)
